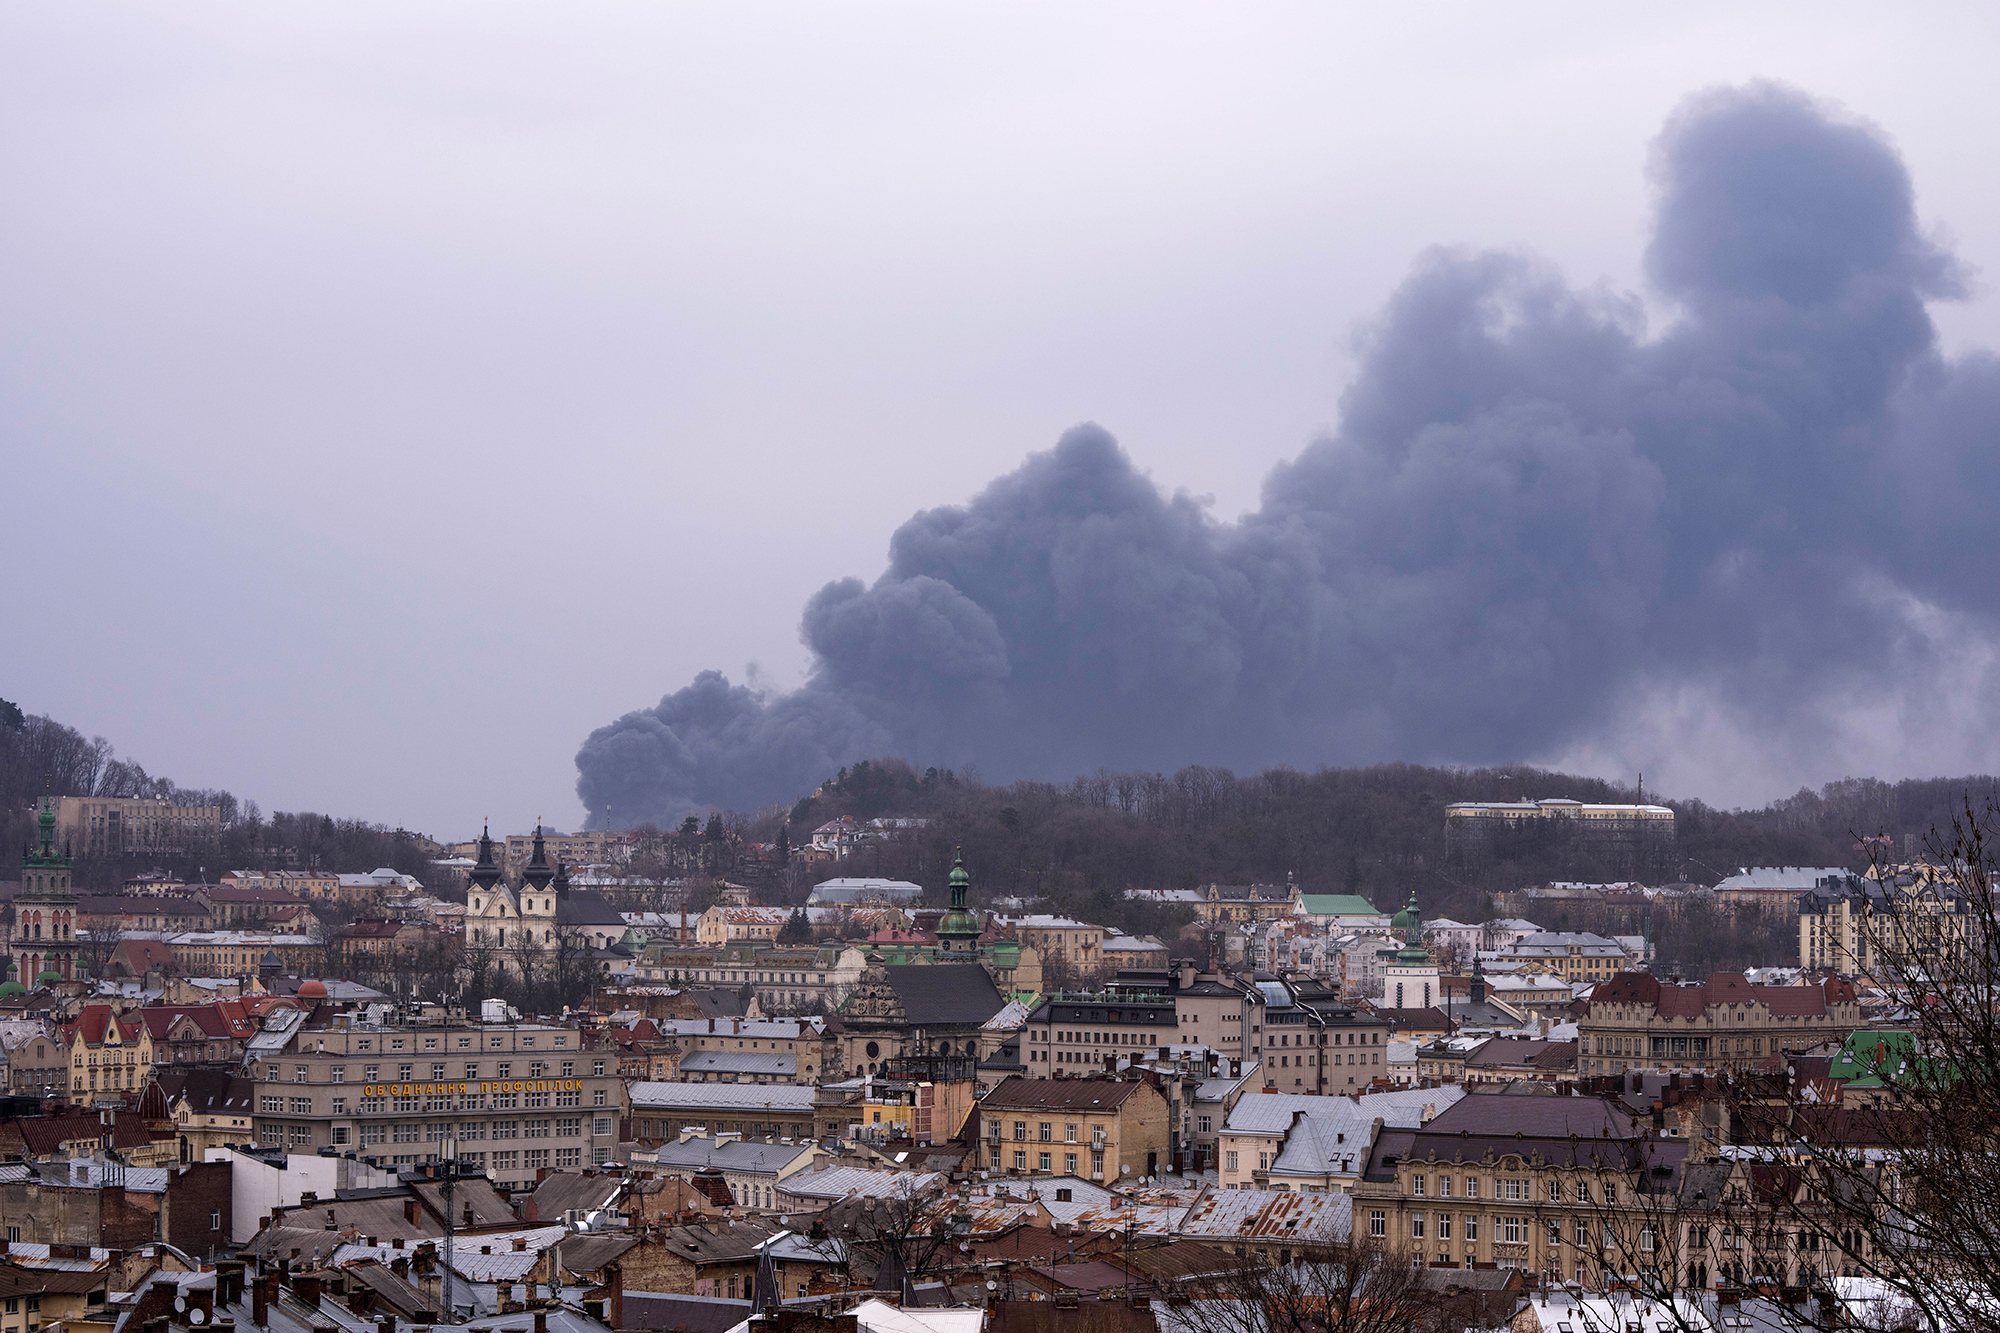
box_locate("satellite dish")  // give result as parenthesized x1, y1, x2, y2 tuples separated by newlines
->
(190, 1309, 208, 1325)
(986, 1280, 998, 1291)
(174, 1299, 186, 1313)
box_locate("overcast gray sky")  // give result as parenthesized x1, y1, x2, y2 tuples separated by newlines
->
(7, 4, 1999, 839)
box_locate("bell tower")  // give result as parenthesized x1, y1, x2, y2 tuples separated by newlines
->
(15, 788, 78, 987)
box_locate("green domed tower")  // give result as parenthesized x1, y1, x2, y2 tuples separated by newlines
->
(936, 849, 983, 958)
(1391, 890, 1429, 965)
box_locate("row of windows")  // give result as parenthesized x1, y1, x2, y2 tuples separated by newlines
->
(315, 1031, 570, 1053)
(1370, 1210, 1652, 1251)
(272, 1059, 605, 1083)
(336, 1115, 616, 1145)
(991, 1149, 1098, 1173)
(995, 1120, 1107, 1143)
(1408, 1174, 1618, 1204)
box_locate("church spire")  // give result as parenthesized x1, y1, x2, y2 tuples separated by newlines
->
(471, 820, 501, 891)
(523, 822, 554, 892)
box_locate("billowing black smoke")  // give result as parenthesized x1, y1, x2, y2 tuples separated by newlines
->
(577, 84, 2000, 826)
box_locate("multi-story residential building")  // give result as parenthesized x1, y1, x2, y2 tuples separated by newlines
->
(1423, 918, 1484, 960)
(75, 895, 211, 935)
(57, 796, 222, 858)
(651, 1017, 827, 1084)
(155, 1068, 257, 1161)
(1492, 931, 1632, 983)
(1218, 1086, 1463, 1192)
(626, 1082, 819, 1143)
(64, 1003, 153, 1099)
(500, 828, 623, 872)
(1578, 972, 1861, 1077)
(628, 942, 870, 1013)
(1171, 964, 1259, 1059)
(140, 1001, 260, 1070)
(991, 915, 1107, 975)
(1482, 919, 1543, 951)
(1, 1020, 67, 1097)
(335, 868, 428, 905)
(637, 1133, 832, 1213)
(1443, 798, 1675, 843)
(220, 869, 340, 902)
(166, 931, 328, 977)
(1355, 1092, 1688, 1283)
(1102, 935, 1168, 970)
(1713, 866, 1851, 914)
(195, 885, 317, 930)
(695, 906, 789, 945)
(975, 1075, 1171, 1182)
(243, 1006, 628, 1190)
(1021, 987, 1177, 1073)
(1798, 867, 1969, 976)
(1264, 975, 1391, 1093)
(1192, 881, 1302, 925)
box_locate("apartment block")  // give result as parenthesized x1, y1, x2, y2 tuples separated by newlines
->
(244, 1012, 627, 1193)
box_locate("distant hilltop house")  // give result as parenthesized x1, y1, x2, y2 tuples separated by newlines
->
(1443, 797, 1674, 841)
(806, 816, 928, 860)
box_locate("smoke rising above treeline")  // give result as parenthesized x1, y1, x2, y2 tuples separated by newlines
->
(576, 84, 2000, 828)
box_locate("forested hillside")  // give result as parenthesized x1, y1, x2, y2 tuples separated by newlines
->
(0, 700, 435, 893)
(761, 758, 2000, 936)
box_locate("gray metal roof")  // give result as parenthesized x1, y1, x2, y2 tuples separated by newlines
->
(629, 1082, 816, 1112)
(676, 1050, 798, 1077)
(647, 1136, 820, 1176)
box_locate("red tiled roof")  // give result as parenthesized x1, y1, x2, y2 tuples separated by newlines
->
(1590, 971, 1844, 1019)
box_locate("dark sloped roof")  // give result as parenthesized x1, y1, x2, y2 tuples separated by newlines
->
(529, 1170, 626, 1220)
(557, 1232, 638, 1277)
(155, 1068, 255, 1116)
(557, 890, 627, 927)
(346, 1260, 444, 1319)
(979, 1076, 1141, 1112)
(621, 1293, 752, 1333)
(412, 1176, 515, 1228)
(883, 964, 1005, 1027)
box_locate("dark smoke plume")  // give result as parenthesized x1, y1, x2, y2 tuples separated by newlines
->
(577, 84, 2000, 826)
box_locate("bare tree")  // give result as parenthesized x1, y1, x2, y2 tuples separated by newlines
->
(1171, 1239, 1453, 1333)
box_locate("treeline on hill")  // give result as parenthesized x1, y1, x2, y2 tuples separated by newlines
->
(758, 757, 2000, 969)
(0, 701, 436, 899)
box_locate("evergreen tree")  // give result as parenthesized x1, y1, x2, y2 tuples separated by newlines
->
(778, 905, 813, 945)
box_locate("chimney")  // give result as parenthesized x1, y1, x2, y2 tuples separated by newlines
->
(535, 1314, 549, 1333)
(326, 1208, 338, 1231)
(251, 1274, 269, 1328)
(348, 1286, 376, 1316)
(513, 1236, 529, 1252)
(392, 1237, 405, 1251)
(404, 1198, 419, 1225)
(608, 1261, 625, 1331)
(378, 1315, 395, 1333)
(523, 1199, 538, 1223)
(464, 1204, 476, 1229)
(391, 1257, 409, 1279)
(293, 1275, 323, 1307)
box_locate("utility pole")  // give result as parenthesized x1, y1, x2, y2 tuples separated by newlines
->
(439, 1135, 463, 1322)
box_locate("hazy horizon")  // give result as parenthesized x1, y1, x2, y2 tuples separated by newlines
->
(9, 6, 2000, 838)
